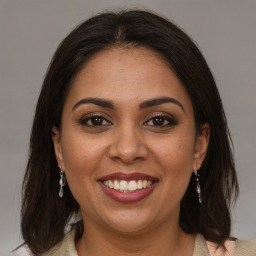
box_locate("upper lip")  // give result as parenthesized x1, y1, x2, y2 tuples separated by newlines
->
(97, 172, 158, 181)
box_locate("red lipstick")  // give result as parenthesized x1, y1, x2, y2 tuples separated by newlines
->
(97, 172, 158, 203)
(98, 172, 157, 181)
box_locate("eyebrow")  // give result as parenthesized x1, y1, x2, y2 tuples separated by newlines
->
(139, 97, 185, 112)
(72, 98, 115, 111)
(72, 96, 185, 112)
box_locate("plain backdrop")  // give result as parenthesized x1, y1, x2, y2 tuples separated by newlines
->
(0, 0, 255, 254)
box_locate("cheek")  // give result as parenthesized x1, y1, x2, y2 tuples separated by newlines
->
(61, 132, 105, 171)
(60, 133, 107, 209)
(152, 133, 195, 190)
(60, 132, 108, 201)
(154, 132, 195, 168)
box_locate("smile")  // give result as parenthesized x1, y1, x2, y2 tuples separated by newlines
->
(102, 180, 154, 192)
(98, 173, 158, 202)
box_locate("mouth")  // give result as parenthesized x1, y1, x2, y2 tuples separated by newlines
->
(98, 173, 159, 202)
(101, 179, 155, 192)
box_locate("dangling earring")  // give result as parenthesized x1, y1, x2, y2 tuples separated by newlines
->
(194, 170, 202, 204)
(59, 166, 65, 198)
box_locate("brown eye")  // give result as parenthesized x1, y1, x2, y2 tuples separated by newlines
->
(90, 117, 104, 125)
(152, 117, 165, 126)
(79, 115, 112, 127)
(144, 115, 178, 127)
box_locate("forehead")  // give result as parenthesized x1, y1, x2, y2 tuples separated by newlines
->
(65, 47, 193, 111)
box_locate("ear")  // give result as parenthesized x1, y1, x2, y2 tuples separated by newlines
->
(52, 126, 65, 170)
(193, 123, 210, 171)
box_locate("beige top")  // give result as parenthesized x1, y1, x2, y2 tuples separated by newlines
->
(40, 229, 256, 256)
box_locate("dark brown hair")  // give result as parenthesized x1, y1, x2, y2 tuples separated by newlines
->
(21, 9, 239, 254)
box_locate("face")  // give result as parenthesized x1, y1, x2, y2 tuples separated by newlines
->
(52, 47, 209, 235)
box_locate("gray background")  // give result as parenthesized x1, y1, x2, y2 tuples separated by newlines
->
(0, 0, 255, 254)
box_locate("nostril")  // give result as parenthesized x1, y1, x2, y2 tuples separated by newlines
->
(108, 134, 148, 163)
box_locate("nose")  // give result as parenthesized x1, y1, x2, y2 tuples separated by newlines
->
(108, 125, 148, 164)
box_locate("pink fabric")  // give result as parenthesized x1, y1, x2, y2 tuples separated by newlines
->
(206, 240, 235, 256)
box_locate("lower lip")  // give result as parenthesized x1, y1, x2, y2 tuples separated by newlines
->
(98, 181, 157, 203)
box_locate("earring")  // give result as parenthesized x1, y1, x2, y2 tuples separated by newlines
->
(194, 170, 202, 204)
(59, 166, 65, 198)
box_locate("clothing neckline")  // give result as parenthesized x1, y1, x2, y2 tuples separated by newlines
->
(59, 229, 209, 256)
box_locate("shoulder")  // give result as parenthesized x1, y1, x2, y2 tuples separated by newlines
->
(42, 228, 78, 256)
(194, 234, 256, 256)
(9, 246, 33, 256)
(235, 239, 256, 255)
(11, 229, 78, 256)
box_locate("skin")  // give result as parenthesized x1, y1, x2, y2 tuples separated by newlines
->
(52, 47, 210, 256)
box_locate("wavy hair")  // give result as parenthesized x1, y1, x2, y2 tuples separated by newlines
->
(21, 10, 239, 254)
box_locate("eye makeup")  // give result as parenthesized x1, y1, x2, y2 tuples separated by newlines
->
(79, 113, 112, 127)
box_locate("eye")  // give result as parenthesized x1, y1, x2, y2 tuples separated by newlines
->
(79, 115, 112, 127)
(144, 115, 178, 127)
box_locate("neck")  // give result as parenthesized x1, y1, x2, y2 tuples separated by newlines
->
(76, 216, 195, 256)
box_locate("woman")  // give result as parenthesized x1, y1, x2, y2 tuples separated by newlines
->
(20, 10, 256, 256)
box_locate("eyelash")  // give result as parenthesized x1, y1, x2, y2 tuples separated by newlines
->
(79, 114, 112, 127)
(79, 114, 178, 128)
(143, 115, 178, 127)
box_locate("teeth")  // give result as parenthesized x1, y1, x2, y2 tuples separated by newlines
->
(128, 180, 137, 191)
(137, 180, 143, 189)
(102, 179, 154, 192)
(109, 180, 114, 188)
(114, 180, 120, 190)
(120, 180, 128, 190)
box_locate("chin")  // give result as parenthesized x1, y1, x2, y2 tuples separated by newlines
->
(98, 209, 159, 235)
(107, 221, 152, 235)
